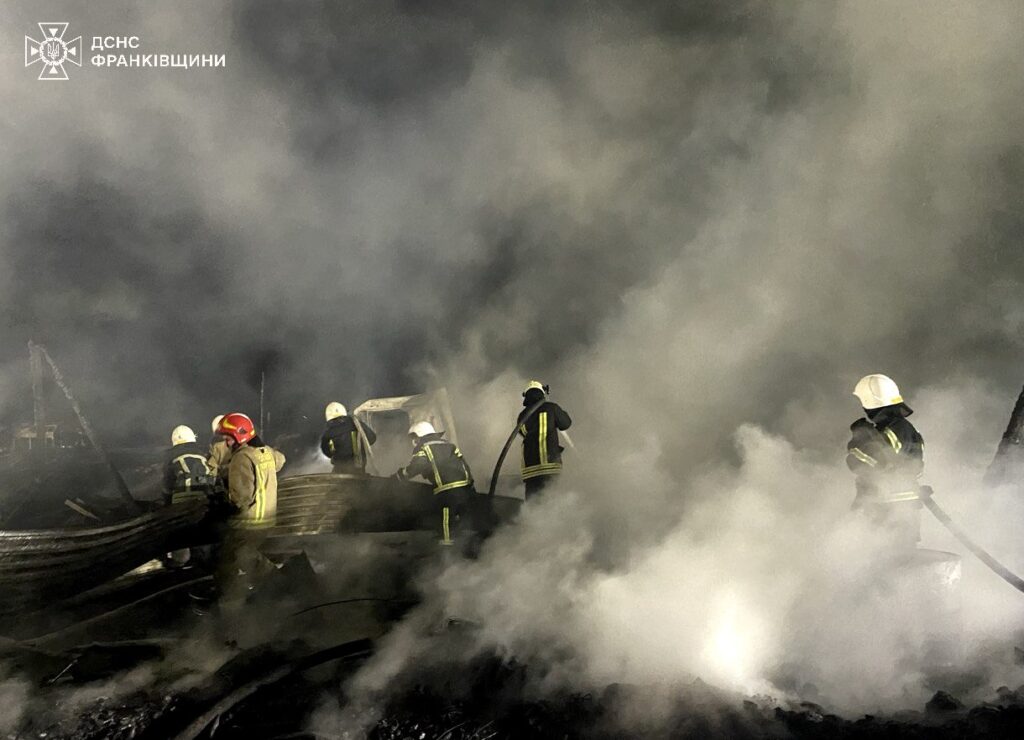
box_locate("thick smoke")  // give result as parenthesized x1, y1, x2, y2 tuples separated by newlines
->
(3, 0, 1024, 731)
(325, 392, 1024, 735)
(2, 1, 1023, 450)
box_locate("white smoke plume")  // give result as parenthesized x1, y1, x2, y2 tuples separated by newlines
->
(326, 384, 1024, 734)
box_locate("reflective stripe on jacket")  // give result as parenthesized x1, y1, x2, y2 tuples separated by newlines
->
(320, 416, 376, 469)
(163, 442, 214, 505)
(846, 411, 923, 503)
(227, 442, 286, 526)
(397, 435, 473, 494)
(518, 402, 572, 480)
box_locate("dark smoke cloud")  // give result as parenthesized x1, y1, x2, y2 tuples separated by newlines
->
(0, 0, 848, 448)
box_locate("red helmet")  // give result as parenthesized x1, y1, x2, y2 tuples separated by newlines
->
(217, 412, 255, 445)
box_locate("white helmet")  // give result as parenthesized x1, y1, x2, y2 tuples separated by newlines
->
(325, 402, 348, 421)
(409, 421, 438, 438)
(211, 414, 225, 434)
(171, 425, 198, 446)
(853, 374, 904, 410)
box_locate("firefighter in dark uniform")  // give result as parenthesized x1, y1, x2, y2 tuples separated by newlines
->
(321, 402, 376, 474)
(518, 381, 572, 500)
(164, 425, 215, 506)
(395, 421, 474, 546)
(846, 374, 924, 548)
(163, 425, 215, 567)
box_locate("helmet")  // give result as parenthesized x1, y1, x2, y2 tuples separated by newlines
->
(853, 374, 904, 410)
(171, 425, 197, 446)
(325, 402, 348, 421)
(409, 421, 438, 438)
(211, 414, 225, 434)
(523, 380, 548, 397)
(218, 412, 256, 445)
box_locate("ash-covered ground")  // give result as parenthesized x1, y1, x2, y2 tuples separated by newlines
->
(7, 610, 1024, 739)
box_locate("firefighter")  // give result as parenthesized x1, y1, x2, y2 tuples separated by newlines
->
(207, 414, 232, 485)
(163, 425, 214, 506)
(162, 425, 215, 567)
(518, 381, 572, 500)
(320, 402, 376, 474)
(846, 374, 924, 548)
(395, 421, 474, 546)
(215, 412, 286, 599)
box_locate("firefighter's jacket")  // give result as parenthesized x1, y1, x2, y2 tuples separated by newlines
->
(227, 439, 286, 526)
(163, 441, 215, 505)
(208, 438, 233, 481)
(846, 406, 923, 505)
(320, 416, 376, 469)
(396, 434, 474, 494)
(517, 400, 572, 480)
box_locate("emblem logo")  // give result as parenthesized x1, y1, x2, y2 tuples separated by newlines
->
(25, 23, 82, 81)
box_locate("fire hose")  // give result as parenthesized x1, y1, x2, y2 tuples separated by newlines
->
(919, 485, 1024, 594)
(487, 396, 548, 498)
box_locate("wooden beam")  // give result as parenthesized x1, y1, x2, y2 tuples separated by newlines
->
(28, 341, 46, 457)
(35, 344, 139, 511)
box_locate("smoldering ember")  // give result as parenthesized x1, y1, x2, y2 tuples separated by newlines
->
(3, 1, 1024, 738)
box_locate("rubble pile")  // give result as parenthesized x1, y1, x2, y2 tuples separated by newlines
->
(13, 640, 370, 740)
(7, 626, 1024, 739)
(365, 655, 1024, 740)
(28, 693, 181, 740)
